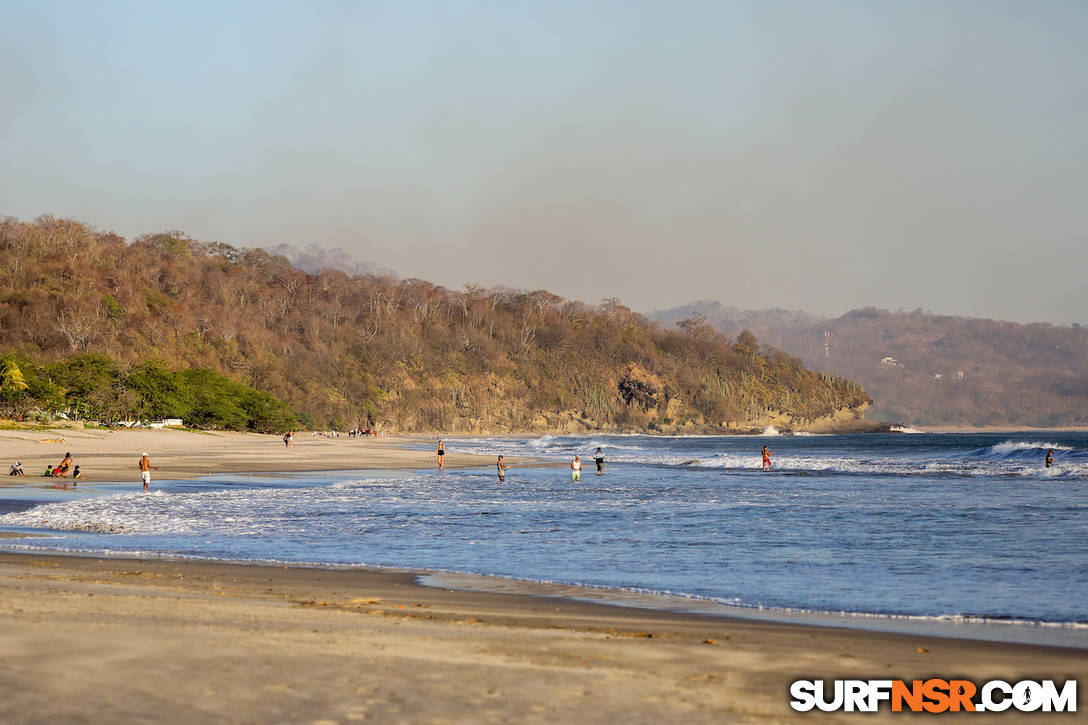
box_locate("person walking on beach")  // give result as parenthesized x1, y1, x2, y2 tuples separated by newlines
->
(496, 455, 509, 482)
(1046, 449, 1054, 468)
(436, 440, 446, 471)
(593, 447, 605, 475)
(139, 452, 158, 491)
(571, 455, 582, 482)
(283, 431, 294, 448)
(761, 445, 774, 471)
(9, 460, 24, 476)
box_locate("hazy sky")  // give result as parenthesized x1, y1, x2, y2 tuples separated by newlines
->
(2, 1, 1086, 323)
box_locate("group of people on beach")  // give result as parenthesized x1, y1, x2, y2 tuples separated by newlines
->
(6, 451, 161, 490)
(31, 452, 82, 481)
(569, 448, 607, 481)
(437, 442, 607, 482)
(434, 441, 785, 480)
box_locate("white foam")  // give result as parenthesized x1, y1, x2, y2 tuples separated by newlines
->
(989, 440, 1073, 455)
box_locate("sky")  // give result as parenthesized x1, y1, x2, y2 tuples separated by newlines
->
(2, 1, 1086, 324)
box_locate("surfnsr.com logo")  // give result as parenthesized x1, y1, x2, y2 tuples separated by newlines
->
(790, 679, 1077, 713)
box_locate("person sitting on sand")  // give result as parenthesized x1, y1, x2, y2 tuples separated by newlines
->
(761, 445, 774, 471)
(570, 455, 582, 482)
(436, 440, 446, 471)
(43, 465, 54, 477)
(139, 452, 159, 491)
(496, 455, 509, 482)
(72, 465, 82, 482)
(9, 461, 24, 476)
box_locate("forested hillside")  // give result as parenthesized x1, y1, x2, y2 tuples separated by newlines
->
(652, 301, 1088, 427)
(0, 216, 873, 433)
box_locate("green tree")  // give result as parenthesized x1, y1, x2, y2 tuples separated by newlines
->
(126, 361, 192, 420)
(0, 358, 30, 416)
(177, 368, 248, 430)
(0, 359, 29, 393)
(46, 354, 123, 420)
(241, 389, 298, 433)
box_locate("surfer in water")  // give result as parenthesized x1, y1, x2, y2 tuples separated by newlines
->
(761, 445, 774, 471)
(1046, 450, 1054, 468)
(436, 440, 446, 471)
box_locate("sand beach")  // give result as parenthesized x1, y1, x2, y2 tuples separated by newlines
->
(1, 552, 1084, 724)
(0, 428, 1085, 723)
(0, 427, 484, 485)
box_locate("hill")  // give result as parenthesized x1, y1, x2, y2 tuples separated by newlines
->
(651, 301, 1088, 427)
(0, 216, 874, 434)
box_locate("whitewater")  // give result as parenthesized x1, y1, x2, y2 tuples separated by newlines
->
(2, 432, 1085, 646)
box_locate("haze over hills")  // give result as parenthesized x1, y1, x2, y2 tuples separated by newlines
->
(0, 216, 874, 434)
(651, 301, 1088, 428)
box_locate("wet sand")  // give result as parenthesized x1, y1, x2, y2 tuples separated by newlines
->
(0, 552, 1084, 724)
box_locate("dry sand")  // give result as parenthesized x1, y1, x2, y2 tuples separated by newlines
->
(1, 553, 1084, 724)
(0, 427, 490, 485)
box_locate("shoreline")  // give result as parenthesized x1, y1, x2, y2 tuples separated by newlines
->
(2, 429, 1084, 720)
(1, 551, 1083, 723)
(2, 429, 1084, 650)
(3, 520, 1084, 650)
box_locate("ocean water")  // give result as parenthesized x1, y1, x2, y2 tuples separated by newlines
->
(2, 432, 1086, 645)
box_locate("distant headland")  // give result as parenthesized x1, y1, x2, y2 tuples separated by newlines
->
(0, 215, 875, 435)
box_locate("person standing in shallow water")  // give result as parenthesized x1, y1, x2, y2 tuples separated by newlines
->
(570, 455, 582, 482)
(1046, 449, 1054, 468)
(496, 455, 508, 482)
(436, 440, 446, 471)
(139, 452, 158, 491)
(594, 448, 605, 475)
(761, 445, 773, 471)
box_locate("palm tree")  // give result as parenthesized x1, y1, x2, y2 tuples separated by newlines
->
(0, 359, 30, 418)
(0, 359, 29, 393)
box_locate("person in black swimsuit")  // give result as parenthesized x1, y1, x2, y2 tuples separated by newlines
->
(436, 440, 446, 471)
(1046, 450, 1054, 468)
